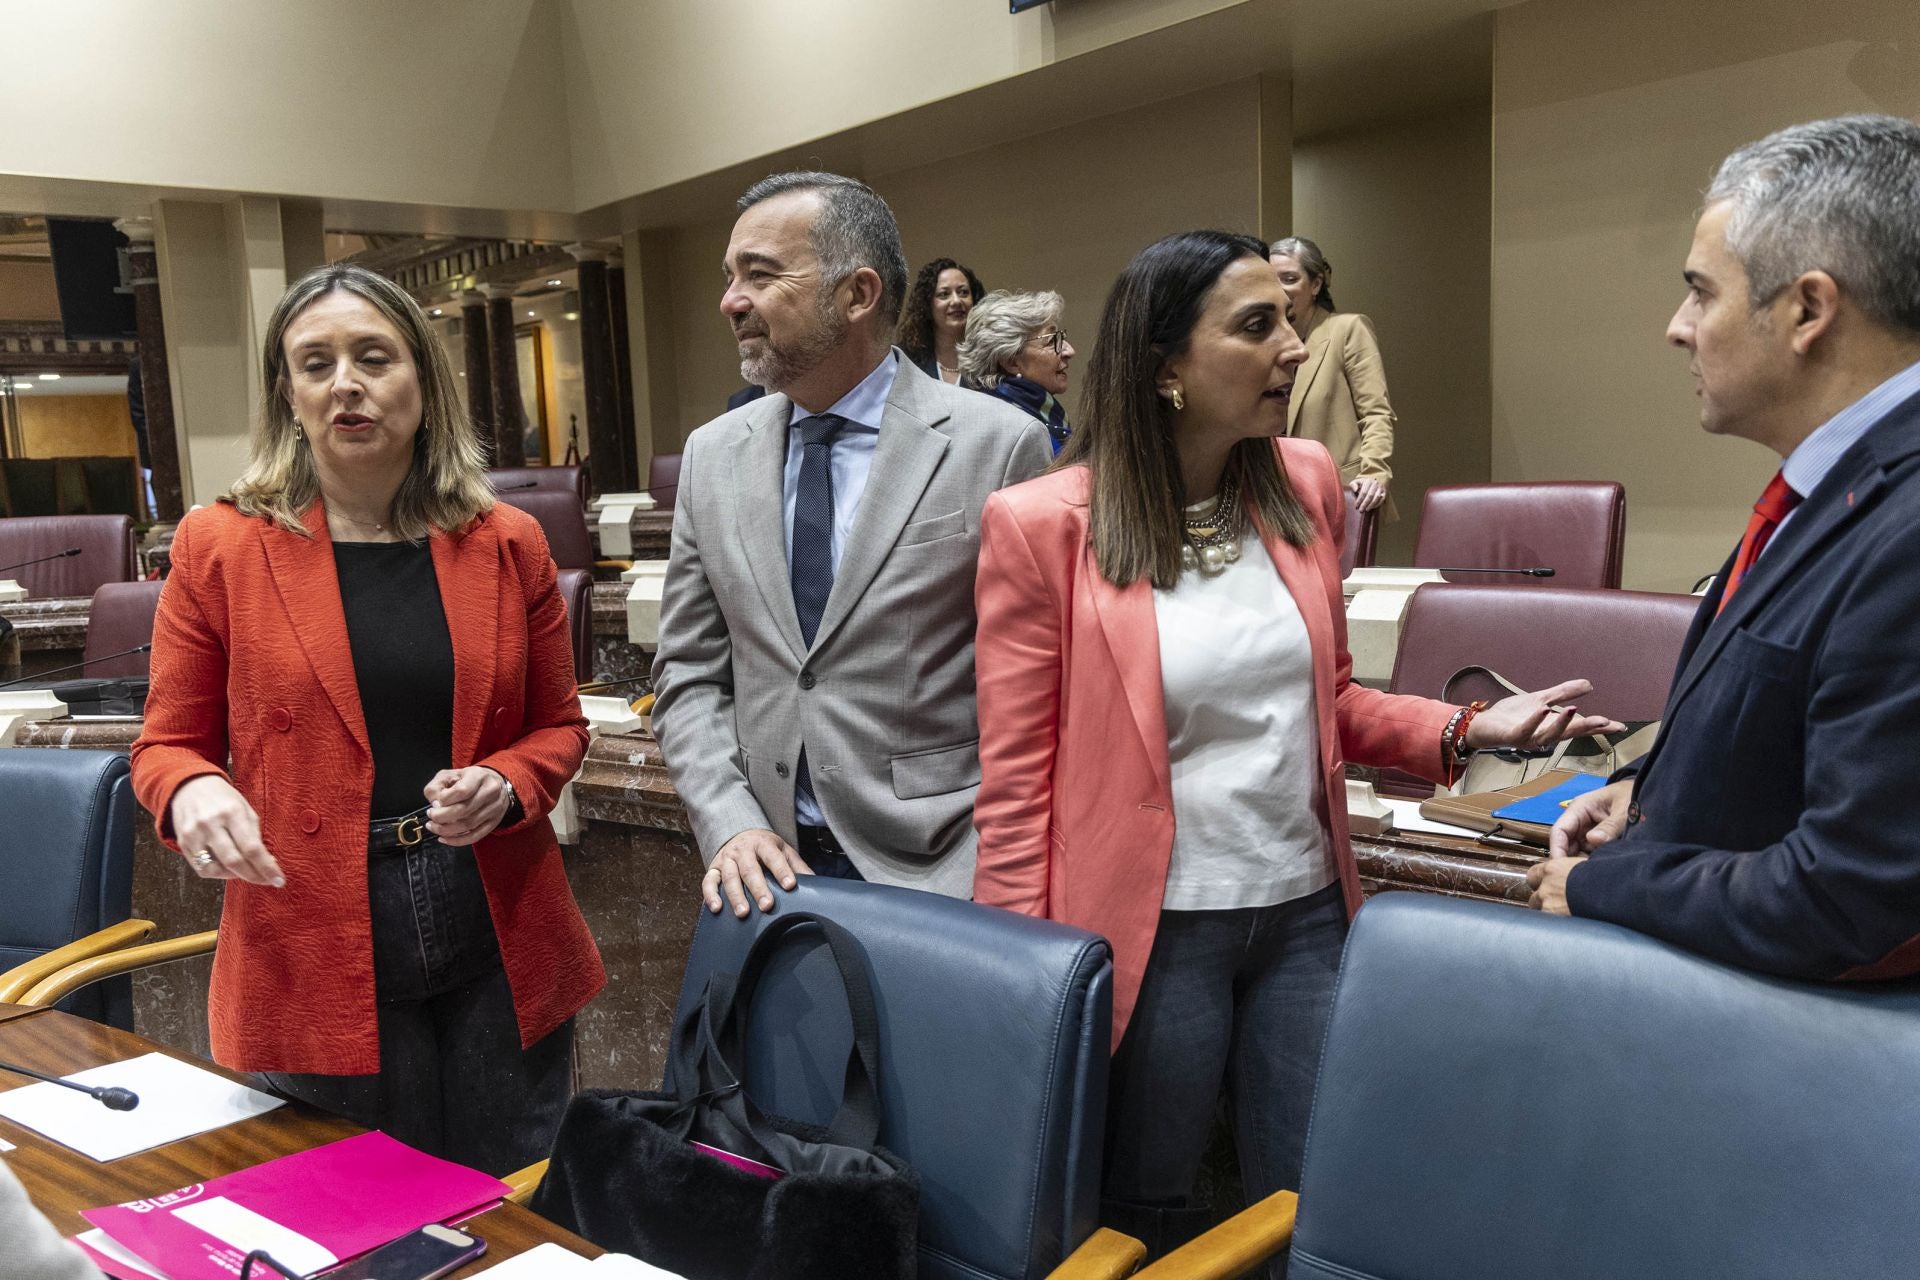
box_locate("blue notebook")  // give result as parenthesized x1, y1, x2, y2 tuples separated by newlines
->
(1490, 772, 1609, 826)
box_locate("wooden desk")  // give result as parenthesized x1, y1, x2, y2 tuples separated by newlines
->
(0, 1006, 598, 1273)
(0, 594, 89, 682)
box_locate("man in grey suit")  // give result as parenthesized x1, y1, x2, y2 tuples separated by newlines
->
(651, 171, 1053, 917)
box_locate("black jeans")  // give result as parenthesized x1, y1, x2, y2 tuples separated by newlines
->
(1100, 883, 1348, 1275)
(261, 839, 574, 1176)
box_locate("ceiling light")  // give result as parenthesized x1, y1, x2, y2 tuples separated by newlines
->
(527, 310, 535, 318)
(38, 372, 61, 381)
(430, 308, 443, 317)
(547, 278, 563, 287)
(564, 312, 580, 322)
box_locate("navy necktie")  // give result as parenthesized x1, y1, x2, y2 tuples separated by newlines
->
(790, 413, 847, 648)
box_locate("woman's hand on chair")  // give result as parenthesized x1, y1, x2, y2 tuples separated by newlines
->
(1465, 679, 1624, 751)
(1348, 477, 1388, 512)
(172, 775, 284, 887)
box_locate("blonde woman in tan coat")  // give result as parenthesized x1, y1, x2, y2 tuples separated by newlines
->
(1270, 237, 1396, 517)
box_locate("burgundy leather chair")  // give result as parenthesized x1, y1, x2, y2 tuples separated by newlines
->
(0, 514, 136, 601)
(490, 465, 588, 508)
(1341, 495, 1380, 578)
(648, 453, 683, 513)
(495, 489, 595, 571)
(1413, 481, 1626, 588)
(83, 580, 165, 678)
(554, 567, 593, 682)
(1377, 583, 1699, 797)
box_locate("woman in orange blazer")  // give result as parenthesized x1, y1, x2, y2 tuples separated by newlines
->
(973, 231, 1614, 1262)
(131, 264, 604, 1174)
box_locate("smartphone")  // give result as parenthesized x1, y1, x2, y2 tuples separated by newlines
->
(323, 1224, 486, 1280)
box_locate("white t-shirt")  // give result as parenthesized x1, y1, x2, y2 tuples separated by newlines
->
(1153, 523, 1332, 911)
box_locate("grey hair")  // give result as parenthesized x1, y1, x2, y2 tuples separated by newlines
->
(737, 171, 909, 328)
(1706, 114, 1920, 334)
(958, 289, 1065, 388)
(1269, 236, 1337, 312)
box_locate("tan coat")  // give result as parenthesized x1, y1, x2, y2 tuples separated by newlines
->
(1286, 310, 1396, 493)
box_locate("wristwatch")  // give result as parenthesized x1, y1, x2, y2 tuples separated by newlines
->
(495, 772, 524, 826)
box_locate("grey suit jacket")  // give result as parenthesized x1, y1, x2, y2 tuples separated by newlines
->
(650, 353, 1053, 896)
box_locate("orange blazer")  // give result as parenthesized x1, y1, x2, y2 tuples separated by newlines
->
(972, 440, 1455, 1046)
(131, 499, 604, 1075)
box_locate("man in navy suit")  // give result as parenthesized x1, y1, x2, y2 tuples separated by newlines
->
(1530, 115, 1920, 982)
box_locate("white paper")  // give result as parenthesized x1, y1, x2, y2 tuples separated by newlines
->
(0, 1052, 283, 1162)
(476, 1242, 689, 1278)
(74, 1229, 174, 1279)
(1381, 797, 1482, 837)
(0, 1136, 14, 1152)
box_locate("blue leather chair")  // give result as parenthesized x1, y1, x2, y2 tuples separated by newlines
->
(672, 877, 1113, 1280)
(0, 750, 139, 1027)
(1281, 894, 1920, 1280)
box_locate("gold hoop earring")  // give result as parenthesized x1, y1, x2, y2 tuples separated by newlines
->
(1170, 388, 1185, 411)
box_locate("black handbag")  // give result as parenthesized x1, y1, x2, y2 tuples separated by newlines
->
(530, 912, 919, 1280)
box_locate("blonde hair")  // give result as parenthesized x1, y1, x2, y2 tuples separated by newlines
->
(224, 263, 493, 540)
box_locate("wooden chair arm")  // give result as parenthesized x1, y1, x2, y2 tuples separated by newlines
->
(502, 1158, 548, 1206)
(19, 930, 218, 1007)
(1132, 1190, 1299, 1279)
(1045, 1227, 1148, 1280)
(0, 919, 157, 1004)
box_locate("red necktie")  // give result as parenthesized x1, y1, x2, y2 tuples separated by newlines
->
(1717, 470, 1803, 614)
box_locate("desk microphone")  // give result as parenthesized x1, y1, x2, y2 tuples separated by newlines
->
(0, 644, 151, 689)
(0, 1058, 140, 1110)
(1429, 566, 1556, 578)
(0, 547, 83, 577)
(492, 480, 540, 491)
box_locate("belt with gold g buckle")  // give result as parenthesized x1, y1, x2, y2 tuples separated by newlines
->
(370, 807, 432, 854)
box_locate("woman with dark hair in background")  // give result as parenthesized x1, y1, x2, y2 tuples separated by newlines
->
(1269, 236, 1396, 516)
(972, 230, 1616, 1268)
(898, 257, 986, 383)
(131, 263, 604, 1174)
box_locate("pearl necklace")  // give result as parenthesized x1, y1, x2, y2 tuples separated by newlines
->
(1180, 476, 1244, 577)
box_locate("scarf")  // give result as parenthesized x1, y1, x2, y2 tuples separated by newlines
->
(990, 375, 1071, 456)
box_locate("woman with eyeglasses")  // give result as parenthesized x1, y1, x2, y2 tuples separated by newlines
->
(1268, 236, 1396, 517)
(898, 257, 986, 383)
(959, 289, 1076, 455)
(972, 231, 1618, 1270)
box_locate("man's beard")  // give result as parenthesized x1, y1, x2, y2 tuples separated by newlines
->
(737, 298, 847, 391)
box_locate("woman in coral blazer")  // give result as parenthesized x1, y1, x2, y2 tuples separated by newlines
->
(1270, 236, 1397, 519)
(973, 231, 1613, 1263)
(132, 265, 603, 1174)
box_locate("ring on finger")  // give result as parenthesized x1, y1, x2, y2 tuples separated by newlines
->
(193, 850, 215, 869)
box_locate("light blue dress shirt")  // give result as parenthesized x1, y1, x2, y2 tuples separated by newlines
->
(782, 350, 899, 826)
(1769, 356, 1920, 555)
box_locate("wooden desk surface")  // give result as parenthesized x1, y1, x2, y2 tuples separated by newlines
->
(0, 1007, 599, 1274)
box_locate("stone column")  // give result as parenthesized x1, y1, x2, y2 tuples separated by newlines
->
(606, 251, 640, 492)
(484, 284, 526, 468)
(568, 245, 623, 497)
(114, 218, 185, 521)
(459, 290, 493, 453)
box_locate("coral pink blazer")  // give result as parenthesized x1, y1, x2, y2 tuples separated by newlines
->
(131, 499, 605, 1075)
(973, 440, 1455, 1046)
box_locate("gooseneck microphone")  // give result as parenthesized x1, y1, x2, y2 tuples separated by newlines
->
(0, 547, 83, 577)
(0, 1058, 140, 1110)
(1429, 565, 1557, 578)
(0, 643, 151, 689)
(492, 480, 539, 491)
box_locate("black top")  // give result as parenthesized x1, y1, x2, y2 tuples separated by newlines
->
(333, 540, 456, 820)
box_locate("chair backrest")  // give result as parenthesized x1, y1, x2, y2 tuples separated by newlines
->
(84, 580, 165, 678)
(554, 567, 593, 683)
(1340, 495, 1379, 578)
(647, 452, 682, 512)
(0, 750, 137, 1027)
(490, 465, 588, 508)
(1413, 481, 1625, 588)
(495, 490, 594, 570)
(1292, 893, 1920, 1280)
(673, 878, 1112, 1280)
(0, 514, 136, 600)
(1379, 583, 1697, 796)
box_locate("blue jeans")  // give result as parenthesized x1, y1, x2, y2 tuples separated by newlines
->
(261, 839, 573, 1175)
(1101, 883, 1348, 1271)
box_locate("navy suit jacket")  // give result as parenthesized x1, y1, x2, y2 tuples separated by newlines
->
(1570, 386, 1920, 981)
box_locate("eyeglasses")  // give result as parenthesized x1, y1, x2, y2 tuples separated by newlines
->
(1029, 329, 1069, 355)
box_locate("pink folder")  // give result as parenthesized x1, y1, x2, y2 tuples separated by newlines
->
(80, 1131, 509, 1280)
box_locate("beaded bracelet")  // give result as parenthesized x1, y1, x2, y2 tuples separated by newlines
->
(1446, 700, 1489, 763)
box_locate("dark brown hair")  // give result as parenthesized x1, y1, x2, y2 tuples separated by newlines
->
(1060, 230, 1315, 589)
(897, 258, 987, 366)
